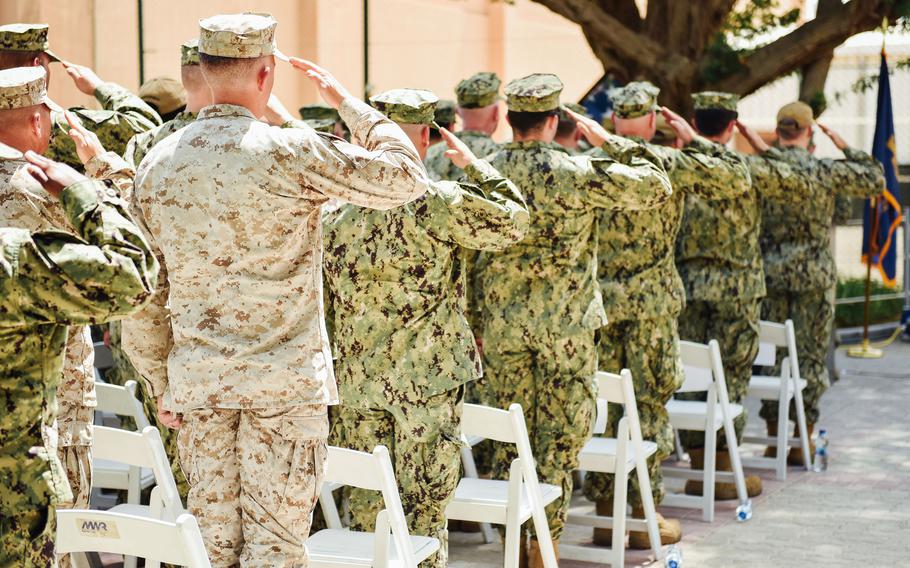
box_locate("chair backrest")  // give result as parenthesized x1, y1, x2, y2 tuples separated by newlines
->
(92, 426, 183, 515)
(677, 340, 716, 393)
(56, 510, 211, 567)
(460, 403, 517, 444)
(592, 369, 645, 444)
(95, 380, 151, 430)
(753, 319, 801, 380)
(323, 445, 418, 568)
(93, 341, 115, 370)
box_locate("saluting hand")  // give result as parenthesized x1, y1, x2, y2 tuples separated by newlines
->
(817, 123, 848, 151)
(660, 107, 695, 145)
(61, 61, 103, 96)
(440, 127, 477, 169)
(565, 108, 609, 147)
(289, 58, 352, 110)
(24, 150, 88, 198)
(65, 111, 106, 164)
(734, 120, 770, 153)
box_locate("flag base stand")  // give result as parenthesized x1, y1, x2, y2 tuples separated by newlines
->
(847, 340, 884, 359)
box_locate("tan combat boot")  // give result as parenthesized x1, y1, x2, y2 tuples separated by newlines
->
(592, 498, 614, 546)
(763, 419, 778, 458)
(788, 423, 815, 467)
(628, 506, 682, 550)
(685, 449, 763, 500)
(528, 538, 559, 568)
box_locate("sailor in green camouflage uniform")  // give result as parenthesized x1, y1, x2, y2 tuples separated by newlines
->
(299, 103, 347, 138)
(0, 66, 158, 567)
(323, 88, 529, 568)
(677, 92, 823, 498)
(424, 71, 502, 182)
(582, 83, 750, 549)
(477, 74, 671, 565)
(554, 102, 589, 153)
(757, 102, 884, 463)
(429, 99, 456, 146)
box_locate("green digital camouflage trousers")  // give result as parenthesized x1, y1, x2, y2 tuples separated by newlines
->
(678, 298, 761, 450)
(332, 387, 465, 568)
(759, 288, 834, 425)
(482, 328, 596, 540)
(584, 315, 684, 507)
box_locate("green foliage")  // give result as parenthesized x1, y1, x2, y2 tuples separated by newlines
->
(835, 277, 903, 327)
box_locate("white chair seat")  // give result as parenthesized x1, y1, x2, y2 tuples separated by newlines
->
(577, 437, 658, 473)
(666, 399, 743, 432)
(446, 478, 561, 526)
(308, 529, 440, 568)
(748, 375, 808, 400)
(92, 459, 155, 491)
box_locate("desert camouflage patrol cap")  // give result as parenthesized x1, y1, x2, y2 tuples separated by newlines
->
(181, 39, 200, 66)
(0, 66, 62, 111)
(776, 101, 814, 130)
(138, 76, 186, 115)
(434, 99, 456, 127)
(299, 104, 340, 123)
(0, 24, 61, 62)
(505, 73, 563, 113)
(370, 88, 439, 125)
(456, 72, 501, 108)
(692, 91, 739, 112)
(198, 13, 288, 61)
(611, 81, 660, 119)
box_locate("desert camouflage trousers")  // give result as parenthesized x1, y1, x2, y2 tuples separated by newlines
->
(56, 432, 92, 568)
(332, 387, 464, 568)
(177, 404, 328, 568)
(482, 328, 596, 540)
(759, 287, 834, 425)
(584, 315, 684, 507)
(678, 298, 761, 450)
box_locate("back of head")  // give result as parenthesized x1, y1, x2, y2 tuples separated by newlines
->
(456, 72, 501, 134)
(179, 39, 210, 111)
(691, 91, 739, 141)
(0, 66, 61, 154)
(610, 81, 660, 141)
(505, 73, 563, 142)
(0, 23, 59, 72)
(139, 76, 186, 122)
(370, 88, 438, 158)
(776, 101, 814, 144)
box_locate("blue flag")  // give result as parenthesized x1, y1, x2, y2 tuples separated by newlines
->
(862, 51, 902, 287)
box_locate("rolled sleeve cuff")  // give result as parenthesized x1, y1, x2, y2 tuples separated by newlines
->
(84, 151, 134, 181)
(60, 180, 103, 225)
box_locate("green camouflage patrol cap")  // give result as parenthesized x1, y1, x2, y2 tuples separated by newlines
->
(0, 66, 62, 111)
(305, 119, 335, 134)
(455, 72, 501, 108)
(434, 99, 456, 127)
(198, 13, 288, 61)
(692, 91, 739, 112)
(0, 24, 61, 62)
(299, 104, 340, 123)
(611, 81, 660, 119)
(504, 73, 563, 113)
(559, 102, 589, 121)
(370, 88, 439, 125)
(181, 39, 200, 66)
(138, 76, 186, 115)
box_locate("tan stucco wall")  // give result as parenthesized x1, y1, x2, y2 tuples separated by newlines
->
(1, 0, 601, 129)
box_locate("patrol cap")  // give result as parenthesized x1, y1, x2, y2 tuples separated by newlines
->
(455, 72, 501, 108)
(138, 76, 186, 116)
(776, 101, 814, 130)
(370, 88, 439, 125)
(692, 91, 739, 112)
(559, 102, 589, 122)
(504, 73, 563, 113)
(198, 13, 288, 61)
(610, 81, 660, 119)
(305, 119, 336, 134)
(0, 66, 62, 111)
(181, 39, 200, 66)
(299, 104, 340, 123)
(651, 113, 678, 146)
(434, 99, 456, 127)
(0, 24, 61, 62)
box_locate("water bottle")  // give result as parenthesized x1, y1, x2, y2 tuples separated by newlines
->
(735, 499, 753, 522)
(813, 428, 829, 472)
(665, 544, 682, 568)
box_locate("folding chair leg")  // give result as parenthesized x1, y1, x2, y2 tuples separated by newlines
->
(612, 467, 629, 568)
(635, 464, 663, 561)
(674, 430, 685, 461)
(722, 417, 749, 506)
(776, 396, 789, 481)
(703, 429, 716, 523)
(793, 384, 812, 471)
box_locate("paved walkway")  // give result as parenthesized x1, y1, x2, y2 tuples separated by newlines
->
(450, 342, 910, 567)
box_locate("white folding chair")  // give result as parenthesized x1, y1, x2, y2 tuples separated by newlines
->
(458, 434, 500, 544)
(562, 370, 662, 567)
(663, 340, 749, 522)
(743, 320, 812, 479)
(308, 445, 440, 568)
(92, 382, 155, 512)
(445, 403, 560, 568)
(91, 426, 186, 568)
(56, 510, 210, 568)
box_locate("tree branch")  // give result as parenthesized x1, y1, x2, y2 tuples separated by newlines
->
(798, 0, 842, 116)
(707, 0, 889, 96)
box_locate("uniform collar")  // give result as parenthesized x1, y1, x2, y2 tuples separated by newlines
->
(198, 103, 257, 120)
(777, 144, 810, 157)
(502, 140, 567, 153)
